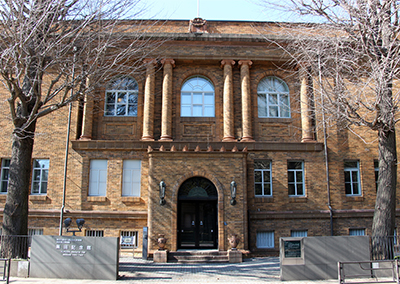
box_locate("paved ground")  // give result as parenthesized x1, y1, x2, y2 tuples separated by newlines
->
(6, 257, 393, 284)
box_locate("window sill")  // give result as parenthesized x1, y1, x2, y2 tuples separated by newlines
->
(180, 117, 215, 122)
(102, 116, 137, 122)
(121, 197, 143, 203)
(87, 196, 107, 202)
(29, 195, 48, 201)
(258, 117, 291, 124)
(345, 195, 364, 202)
(288, 196, 307, 203)
(254, 196, 274, 203)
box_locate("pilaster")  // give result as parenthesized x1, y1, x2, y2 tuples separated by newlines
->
(300, 67, 315, 142)
(80, 78, 93, 140)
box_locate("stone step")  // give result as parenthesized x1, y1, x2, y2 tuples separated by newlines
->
(168, 251, 229, 263)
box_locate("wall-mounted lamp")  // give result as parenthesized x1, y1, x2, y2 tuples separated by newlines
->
(159, 180, 166, 205)
(230, 179, 237, 205)
(64, 218, 85, 236)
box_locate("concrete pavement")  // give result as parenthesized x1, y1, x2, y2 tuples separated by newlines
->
(6, 257, 389, 283)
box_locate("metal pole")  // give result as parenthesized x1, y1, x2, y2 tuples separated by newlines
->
(59, 47, 77, 236)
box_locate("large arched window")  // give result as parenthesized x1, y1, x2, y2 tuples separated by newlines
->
(257, 76, 290, 118)
(105, 77, 138, 116)
(181, 76, 215, 117)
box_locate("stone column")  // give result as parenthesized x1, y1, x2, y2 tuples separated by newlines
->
(221, 59, 236, 142)
(80, 78, 93, 140)
(142, 58, 157, 141)
(300, 67, 315, 142)
(239, 60, 254, 142)
(160, 59, 175, 141)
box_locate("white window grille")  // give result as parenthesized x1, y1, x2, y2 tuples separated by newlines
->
(31, 159, 49, 195)
(257, 76, 290, 118)
(105, 77, 138, 117)
(181, 76, 215, 117)
(288, 161, 304, 196)
(344, 161, 361, 196)
(89, 160, 107, 196)
(254, 160, 272, 197)
(122, 160, 141, 197)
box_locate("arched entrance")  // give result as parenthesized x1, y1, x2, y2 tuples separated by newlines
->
(178, 177, 218, 249)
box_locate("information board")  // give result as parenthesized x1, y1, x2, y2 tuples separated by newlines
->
(284, 240, 302, 258)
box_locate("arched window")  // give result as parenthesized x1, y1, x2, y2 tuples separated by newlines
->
(105, 77, 138, 116)
(181, 76, 215, 117)
(257, 76, 290, 118)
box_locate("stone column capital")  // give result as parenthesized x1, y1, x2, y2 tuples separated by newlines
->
(161, 58, 175, 67)
(238, 60, 253, 68)
(143, 58, 158, 65)
(221, 59, 235, 68)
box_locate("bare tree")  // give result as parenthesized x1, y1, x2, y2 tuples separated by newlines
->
(0, 0, 159, 257)
(259, 0, 400, 257)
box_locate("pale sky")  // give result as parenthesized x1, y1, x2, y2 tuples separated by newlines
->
(139, 0, 295, 22)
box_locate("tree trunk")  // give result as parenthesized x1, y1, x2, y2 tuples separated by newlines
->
(2, 122, 36, 258)
(371, 127, 397, 259)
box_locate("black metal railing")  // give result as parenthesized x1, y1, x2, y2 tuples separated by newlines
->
(371, 235, 400, 260)
(0, 235, 31, 259)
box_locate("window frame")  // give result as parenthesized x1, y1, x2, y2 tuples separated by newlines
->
(256, 231, 275, 249)
(344, 161, 361, 196)
(288, 161, 305, 197)
(181, 76, 215, 117)
(291, 230, 308, 237)
(0, 159, 10, 194)
(122, 160, 141, 197)
(86, 230, 104, 237)
(349, 228, 365, 236)
(257, 76, 291, 118)
(31, 159, 49, 195)
(104, 77, 139, 117)
(88, 160, 107, 197)
(254, 160, 272, 197)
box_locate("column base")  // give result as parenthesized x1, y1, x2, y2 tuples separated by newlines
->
(222, 136, 237, 142)
(141, 136, 155, 141)
(301, 137, 315, 143)
(241, 136, 255, 142)
(159, 136, 173, 141)
(79, 135, 92, 141)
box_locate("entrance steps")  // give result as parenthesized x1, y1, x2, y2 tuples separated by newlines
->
(168, 250, 228, 263)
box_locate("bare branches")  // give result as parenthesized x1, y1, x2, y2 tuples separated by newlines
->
(0, 0, 160, 135)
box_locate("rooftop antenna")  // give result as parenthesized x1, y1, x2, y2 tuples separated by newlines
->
(197, 0, 200, 17)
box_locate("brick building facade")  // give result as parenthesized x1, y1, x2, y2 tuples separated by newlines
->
(0, 19, 397, 256)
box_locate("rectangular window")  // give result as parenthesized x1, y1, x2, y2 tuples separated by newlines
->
(349, 228, 365, 236)
(122, 160, 141, 197)
(254, 161, 272, 197)
(31, 159, 49, 195)
(0, 159, 10, 194)
(28, 228, 43, 236)
(120, 231, 138, 248)
(288, 161, 304, 196)
(256, 231, 274, 248)
(86, 230, 104, 237)
(344, 161, 361, 196)
(89, 160, 107, 196)
(291, 230, 308, 237)
(374, 160, 379, 191)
